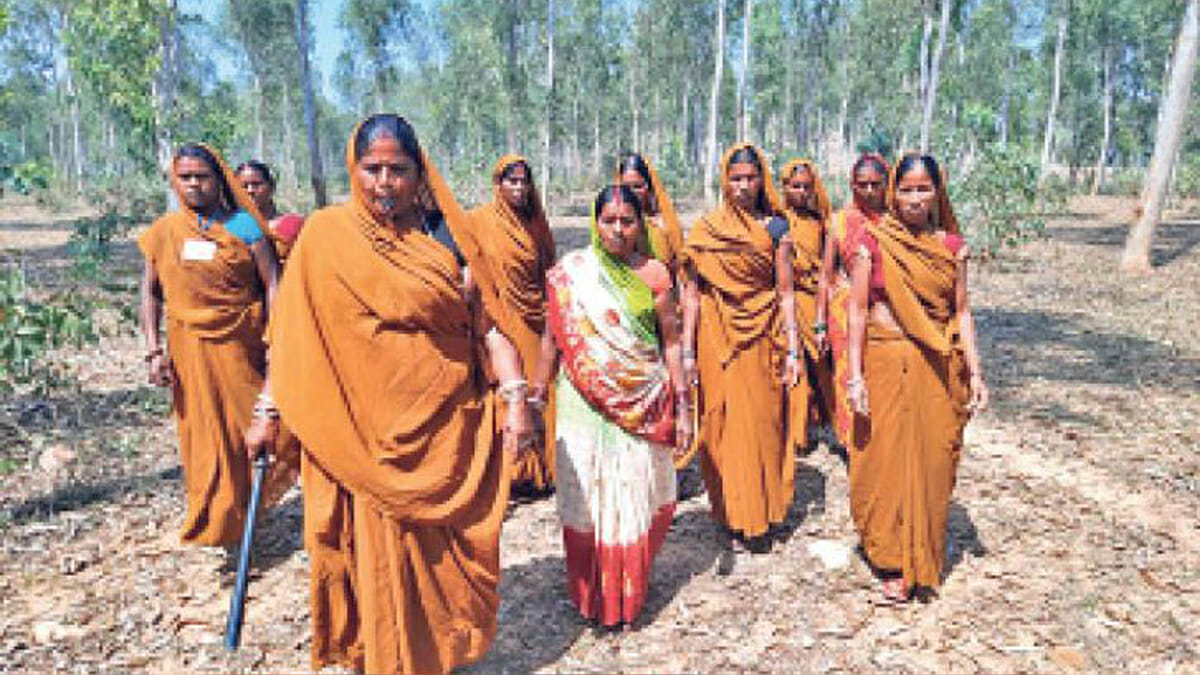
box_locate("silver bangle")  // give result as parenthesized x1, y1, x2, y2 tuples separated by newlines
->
(497, 379, 529, 403)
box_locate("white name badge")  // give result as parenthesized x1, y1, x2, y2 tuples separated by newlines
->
(181, 239, 218, 262)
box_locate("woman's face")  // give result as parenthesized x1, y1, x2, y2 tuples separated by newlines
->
(894, 164, 937, 228)
(596, 196, 641, 260)
(784, 166, 816, 213)
(174, 157, 222, 212)
(726, 160, 763, 213)
(619, 168, 651, 211)
(237, 168, 275, 214)
(356, 135, 422, 223)
(500, 163, 531, 212)
(851, 164, 887, 212)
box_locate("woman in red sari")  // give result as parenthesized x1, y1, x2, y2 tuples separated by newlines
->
(846, 153, 988, 601)
(817, 153, 889, 448)
(235, 160, 305, 265)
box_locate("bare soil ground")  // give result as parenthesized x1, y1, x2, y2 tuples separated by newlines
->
(0, 195, 1196, 674)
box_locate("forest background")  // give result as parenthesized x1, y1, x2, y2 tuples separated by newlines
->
(2, 0, 1197, 214)
(0, 0, 1196, 389)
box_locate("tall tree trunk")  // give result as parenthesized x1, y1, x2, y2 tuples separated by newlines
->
(254, 73, 266, 159)
(920, 0, 951, 152)
(999, 48, 1013, 148)
(295, 0, 327, 207)
(1040, 13, 1068, 184)
(1121, 0, 1199, 273)
(705, 0, 726, 204)
(506, 15, 519, 151)
(737, 0, 752, 141)
(542, 0, 554, 201)
(1091, 47, 1113, 195)
(918, 0, 933, 107)
(629, 69, 640, 150)
(282, 84, 296, 194)
(66, 66, 83, 194)
(592, 107, 601, 180)
(153, 0, 180, 207)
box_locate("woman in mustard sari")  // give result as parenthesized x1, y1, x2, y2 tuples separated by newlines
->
(617, 152, 685, 277)
(469, 155, 557, 494)
(846, 153, 988, 602)
(138, 143, 297, 549)
(778, 159, 834, 452)
(682, 144, 801, 564)
(817, 153, 890, 448)
(250, 114, 534, 674)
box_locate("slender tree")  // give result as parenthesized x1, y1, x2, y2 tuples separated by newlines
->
(705, 0, 726, 204)
(1121, 0, 1198, 273)
(295, 0, 327, 206)
(920, 0, 952, 151)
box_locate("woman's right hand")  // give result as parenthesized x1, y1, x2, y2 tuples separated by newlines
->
(815, 331, 829, 355)
(682, 354, 698, 388)
(148, 353, 175, 388)
(245, 416, 280, 460)
(848, 374, 870, 417)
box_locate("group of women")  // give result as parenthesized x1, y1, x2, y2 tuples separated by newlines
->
(137, 111, 987, 674)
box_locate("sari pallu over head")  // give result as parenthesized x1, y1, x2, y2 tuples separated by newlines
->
(546, 203, 675, 444)
(614, 154, 684, 269)
(470, 154, 556, 368)
(869, 154, 962, 356)
(682, 143, 787, 364)
(140, 143, 269, 339)
(268, 117, 505, 524)
(780, 158, 831, 287)
(836, 152, 891, 259)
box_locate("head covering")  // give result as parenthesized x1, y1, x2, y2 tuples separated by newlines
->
(344, 116, 506, 329)
(886, 152, 960, 235)
(720, 142, 785, 216)
(590, 186, 657, 342)
(171, 143, 266, 230)
(849, 152, 891, 217)
(490, 154, 556, 266)
(779, 158, 832, 222)
(614, 153, 683, 264)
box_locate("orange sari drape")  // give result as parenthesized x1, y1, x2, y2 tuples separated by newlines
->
(470, 154, 557, 490)
(780, 159, 834, 452)
(269, 125, 510, 674)
(849, 213, 969, 590)
(136, 144, 297, 546)
(683, 144, 791, 538)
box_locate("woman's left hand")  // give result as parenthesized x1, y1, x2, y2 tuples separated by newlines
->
(781, 352, 802, 387)
(967, 373, 989, 415)
(503, 399, 536, 459)
(674, 400, 694, 459)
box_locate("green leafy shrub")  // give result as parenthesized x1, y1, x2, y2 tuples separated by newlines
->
(952, 145, 1048, 257)
(0, 160, 53, 197)
(0, 267, 96, 393)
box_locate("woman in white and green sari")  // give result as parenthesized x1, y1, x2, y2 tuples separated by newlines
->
(530, 184, 692, 627)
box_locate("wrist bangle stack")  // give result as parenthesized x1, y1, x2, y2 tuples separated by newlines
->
(498, 378, 529, 404)
(813, 321, 828, 335)
(253, 391, 280, 420)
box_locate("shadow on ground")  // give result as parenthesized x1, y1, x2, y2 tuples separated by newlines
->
(976, 306, 1200, 421)
(1045, 219, 1200, 268)
(2, 465, 182, 527)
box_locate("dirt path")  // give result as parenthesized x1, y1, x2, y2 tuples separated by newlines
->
(1, 196, 1196, 673)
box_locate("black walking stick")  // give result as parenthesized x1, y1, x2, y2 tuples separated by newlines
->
(224, 450, 270, 651)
